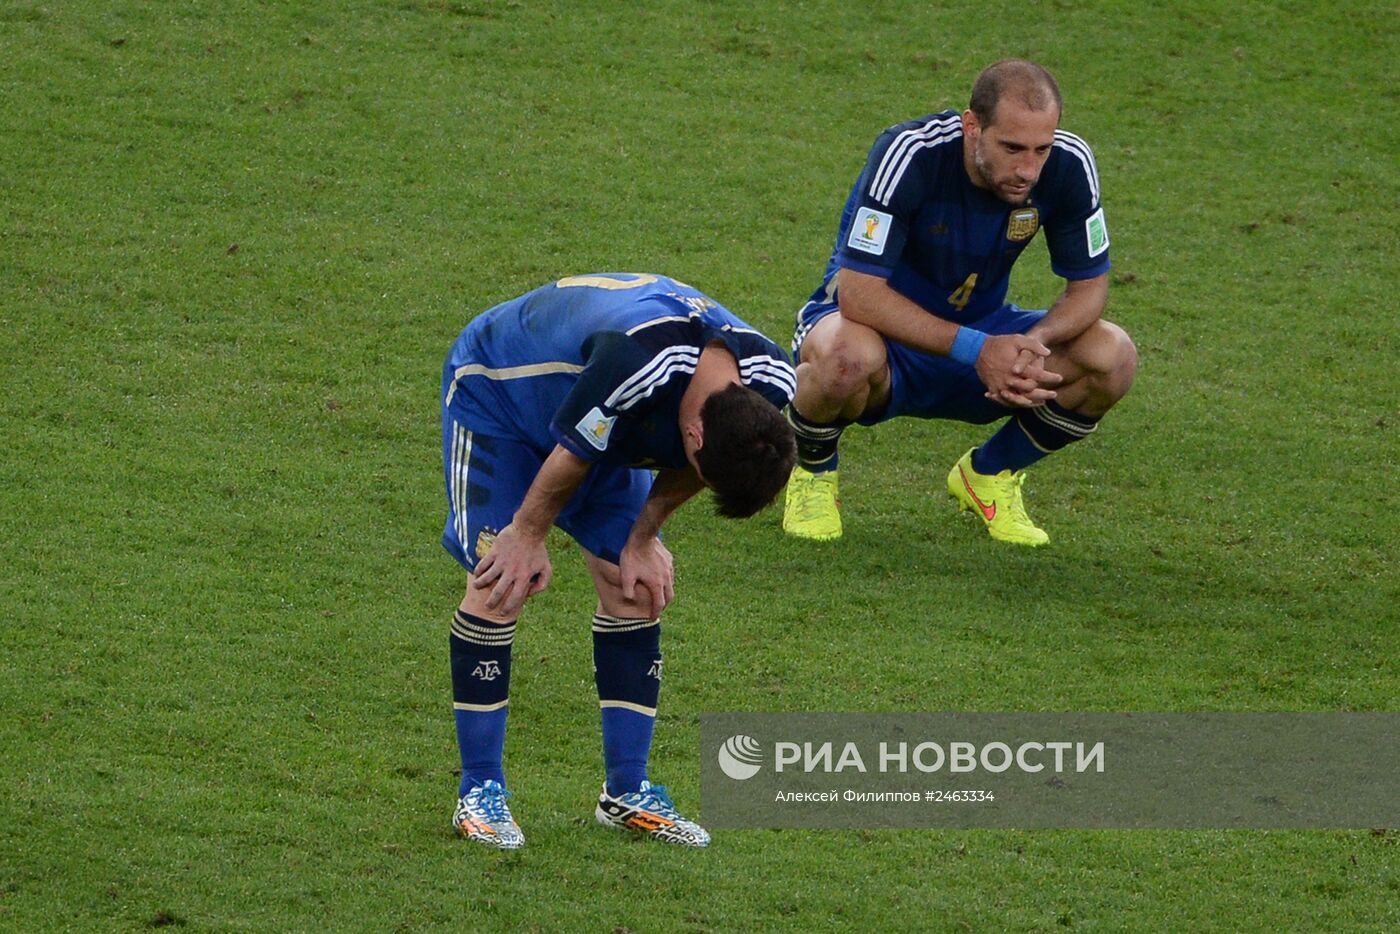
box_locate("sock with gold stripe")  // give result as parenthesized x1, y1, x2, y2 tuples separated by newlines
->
(593, 614, 661, 796)
(974, 400, 1100, 474)
(450, 609, 515, 796)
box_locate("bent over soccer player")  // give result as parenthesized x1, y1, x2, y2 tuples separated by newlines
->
(441, 273, 797, 849)
(784, 59, 1136, 545)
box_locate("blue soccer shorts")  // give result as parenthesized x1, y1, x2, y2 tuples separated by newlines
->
(793, 298, 1047, 426)
(441, 416, 652, 573)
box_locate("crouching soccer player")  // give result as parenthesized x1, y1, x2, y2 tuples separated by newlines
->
(441, 273, 797, 849)
(784, 60, 1136, 545)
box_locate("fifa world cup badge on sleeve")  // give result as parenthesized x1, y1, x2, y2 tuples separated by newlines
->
(576, 406, 617, 451)
(847, 207, 893, 255)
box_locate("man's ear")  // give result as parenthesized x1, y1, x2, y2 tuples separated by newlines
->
(685, 421, 705, 451)
(961, 108, 981, 140)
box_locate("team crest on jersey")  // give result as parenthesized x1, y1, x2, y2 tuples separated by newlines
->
(576, 406, 617, 451)
(1006, 208, 1040, 242)
(474, 528, 498, 561)
(847, 207, 893, 255)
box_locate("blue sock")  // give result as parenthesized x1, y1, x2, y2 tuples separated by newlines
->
(449, 610, 515, 796)
(973, 401, 1101, 474)
(972, 419, 1046, 474)
(593, 614, 661, 796)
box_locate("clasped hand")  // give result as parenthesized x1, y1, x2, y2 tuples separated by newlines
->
(976, 333, 1062, 407)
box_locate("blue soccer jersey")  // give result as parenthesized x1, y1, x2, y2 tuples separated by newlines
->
(443, 273, 796, 470)
(812, 109, 1110, 325)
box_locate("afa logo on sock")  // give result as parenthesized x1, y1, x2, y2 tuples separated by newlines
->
(472, 660, 502, 681)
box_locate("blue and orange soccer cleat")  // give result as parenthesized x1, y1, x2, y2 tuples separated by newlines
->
(454, 779, 524, 850)
(595, 781, 710, 847)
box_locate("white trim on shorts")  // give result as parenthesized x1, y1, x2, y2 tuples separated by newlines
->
(449, 422, 473, 552)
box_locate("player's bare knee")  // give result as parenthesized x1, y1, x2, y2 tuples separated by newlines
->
(595, 587, 658, 621)
(1072, 321, 1135, 408)
(806, 340, 884, 404)
(1073, 321, 1134, 379)
(1099, 321, 1137, 399)
(461, 587, 518, 624)
(818, 351, 874, 401)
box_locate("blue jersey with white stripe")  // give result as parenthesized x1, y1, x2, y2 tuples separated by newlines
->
(443, 273, 796, 469)
(814, 109, 1110, 325)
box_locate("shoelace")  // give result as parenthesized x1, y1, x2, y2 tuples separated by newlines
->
(473, 781, 513, 822)
(1000, 472, 1033, 521)
(636, 784, 679, 818)
(795, 476, 836, 519)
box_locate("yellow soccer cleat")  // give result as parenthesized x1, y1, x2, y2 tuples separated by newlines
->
(782, 466, 842, 541)
(946, 448, 1049, 546)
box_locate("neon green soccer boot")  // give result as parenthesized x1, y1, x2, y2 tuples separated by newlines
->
(782, 466, 842, 541)
(946, 448, 1049, 546)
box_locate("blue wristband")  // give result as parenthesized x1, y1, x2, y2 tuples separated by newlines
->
(949, 327, 988, 366)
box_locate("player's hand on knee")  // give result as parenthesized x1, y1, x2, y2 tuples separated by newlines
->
(472, 523, 552, 616)
(619, 538, 674, 619)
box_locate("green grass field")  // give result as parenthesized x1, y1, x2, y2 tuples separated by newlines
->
(4, 0, 1398, 930)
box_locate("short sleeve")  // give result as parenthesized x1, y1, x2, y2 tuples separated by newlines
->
(834, 121, 940, 277)
(548, 332, 652, 461)
(1043, 130, 1111, 281)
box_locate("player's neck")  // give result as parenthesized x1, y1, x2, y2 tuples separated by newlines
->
(678, 341, 739, 426)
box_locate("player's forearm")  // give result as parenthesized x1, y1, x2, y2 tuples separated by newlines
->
(1028, 274, 1109, 348)
(511, 445, 592, 538)
(837, 267, 961, 356)
(628, 466, 704, 542)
